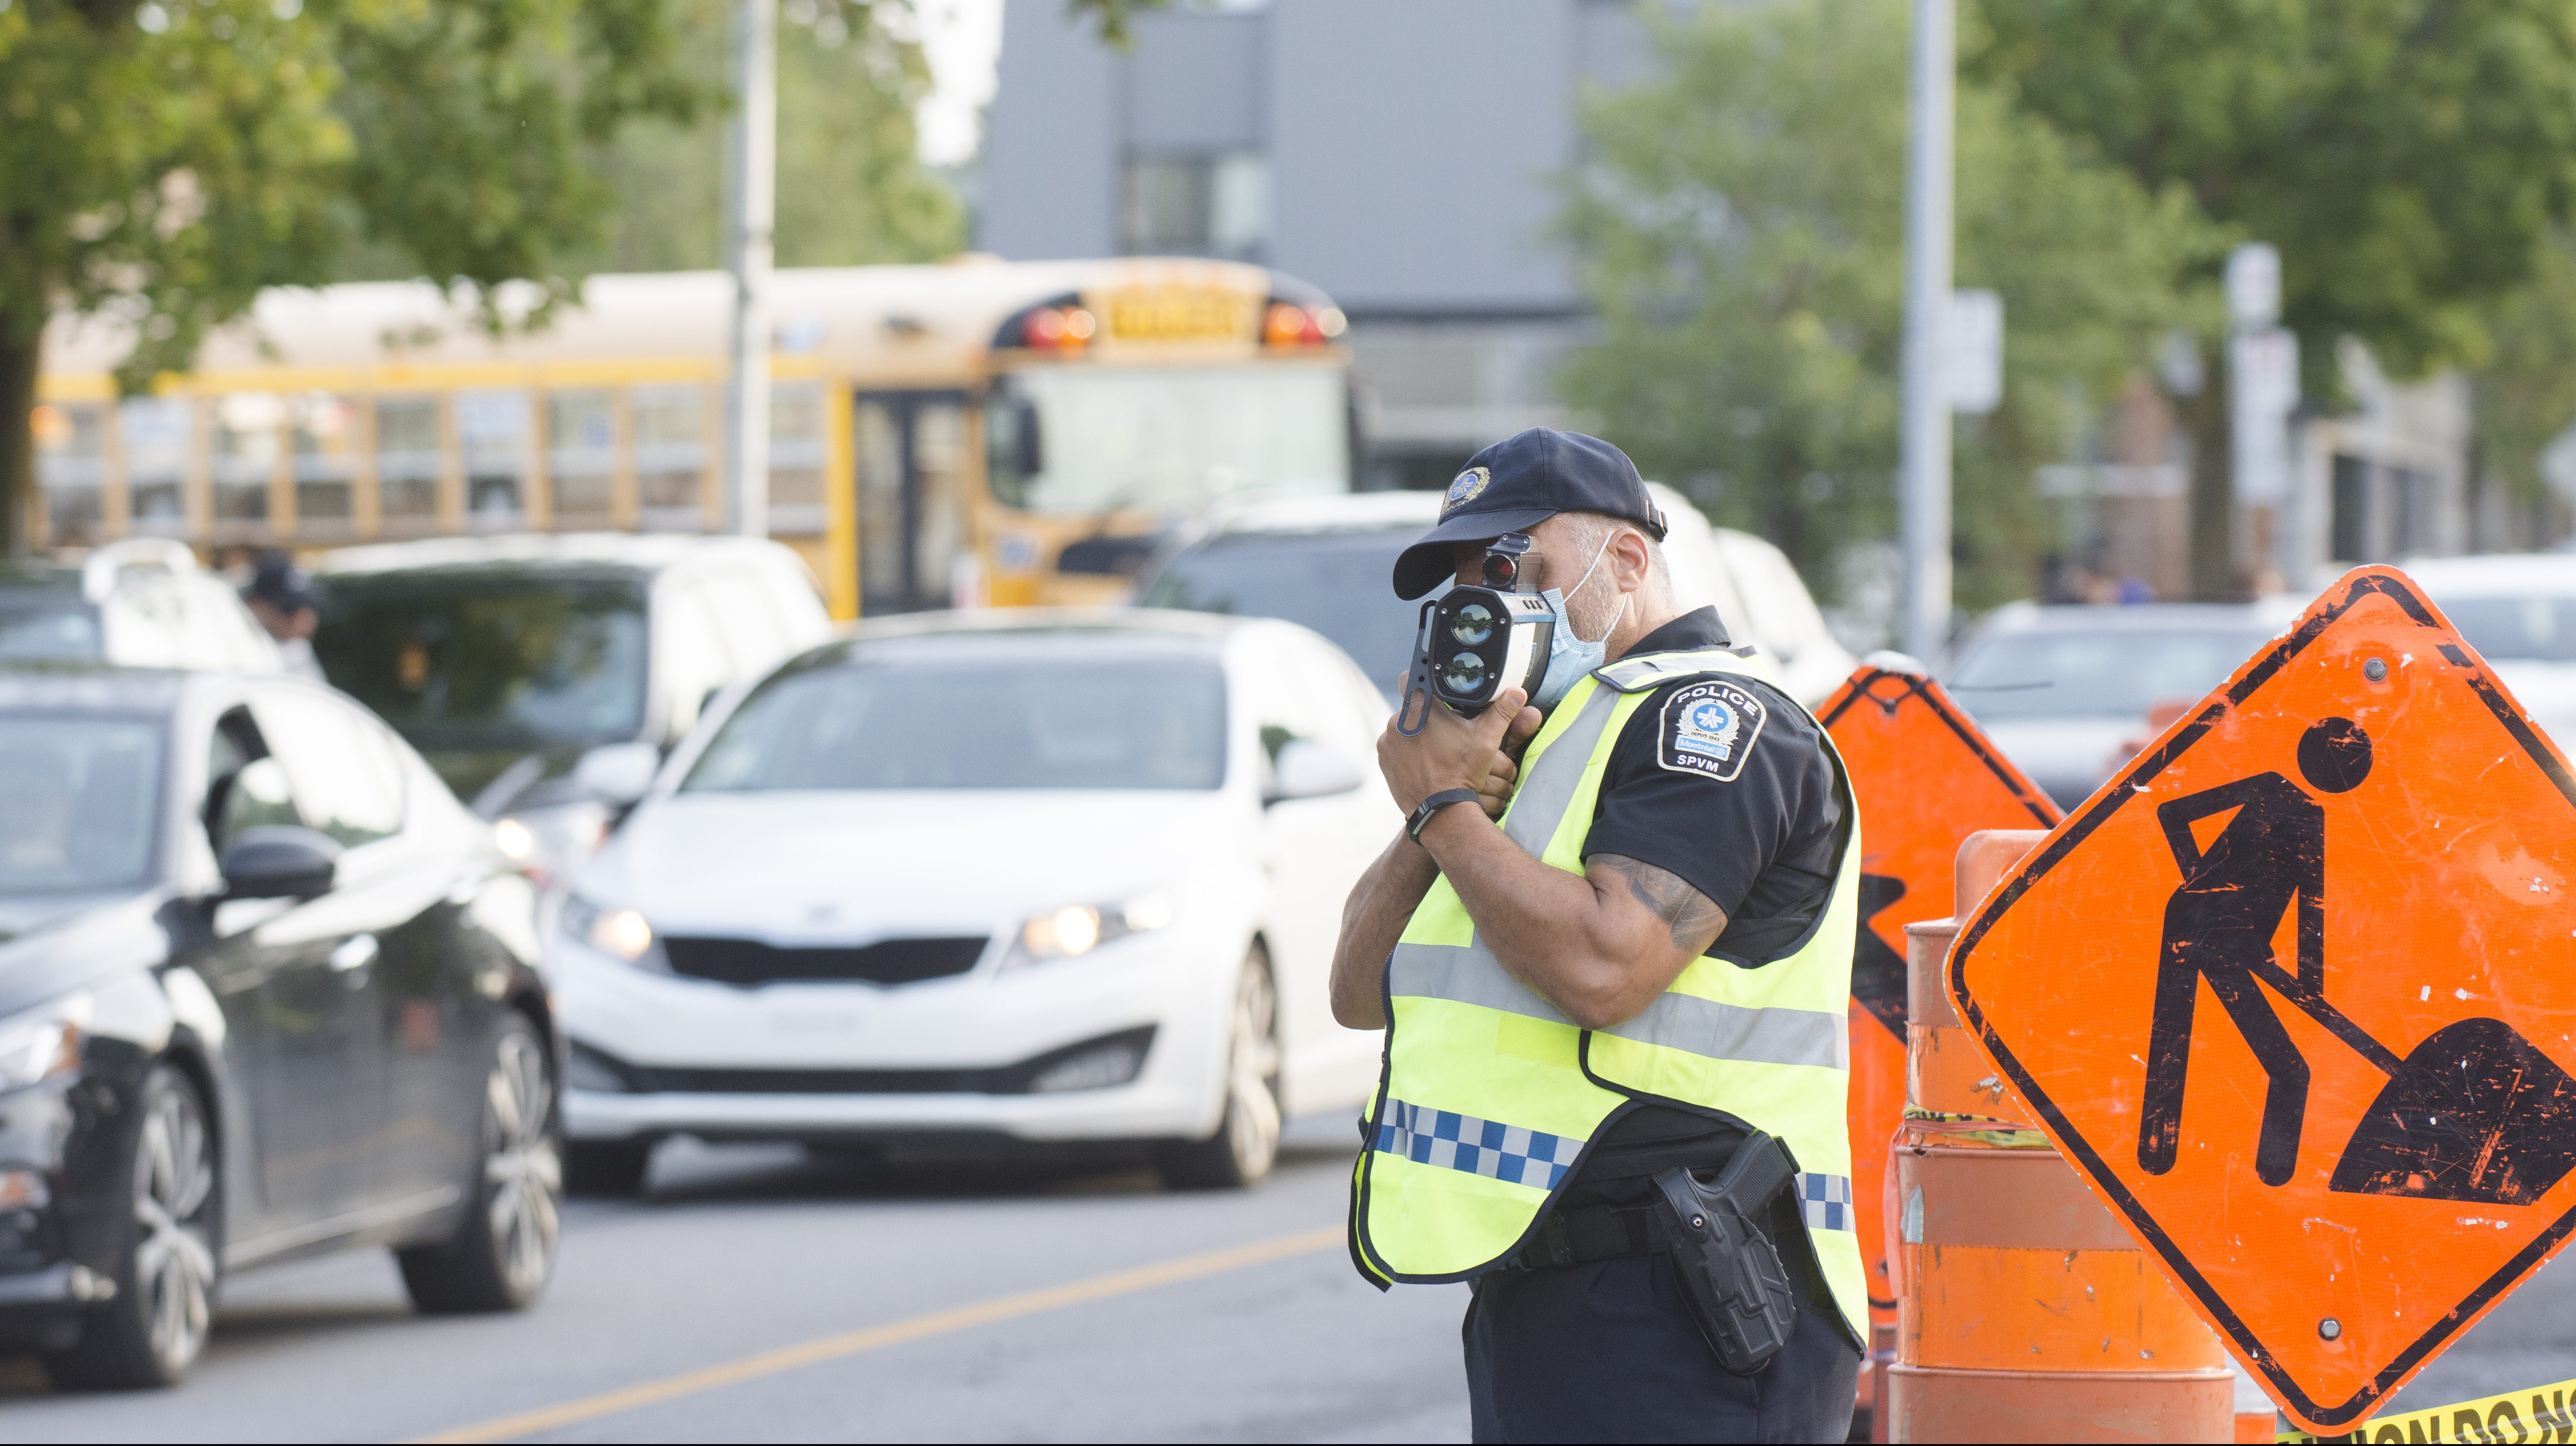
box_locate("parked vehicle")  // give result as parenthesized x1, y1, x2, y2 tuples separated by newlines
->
(308, 534, 832, 883)
(0, 664, 558, 1388)
(1943, 600, 2301, 808)
(1131, 485, 1856, 707)
(0, 541, 282, 674)
(548, 610, 1396, 1194)
(2401, 554, 2576, 747)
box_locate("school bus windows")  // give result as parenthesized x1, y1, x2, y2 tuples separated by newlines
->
(121, 397, 191, 536)
(457, 389, 531, 529)
(769, 381, 826, 536)
(548, 390, 619, 529)
(856, 393, 970, 615)
(33, 402, 106, 548)
(212, 391, 283, 531)
(292, 393, 361, 537)
(983, 361, 1346, 515)
(376, 397, 443, 533)
(633, 384, 709, 532)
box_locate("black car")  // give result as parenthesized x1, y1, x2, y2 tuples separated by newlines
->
(0, 664, 561, 1388)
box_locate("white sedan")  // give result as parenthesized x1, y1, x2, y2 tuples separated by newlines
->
(546, 609, 1397, 1191)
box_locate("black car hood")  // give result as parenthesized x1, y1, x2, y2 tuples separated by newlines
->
(0, 891, 174, 1019)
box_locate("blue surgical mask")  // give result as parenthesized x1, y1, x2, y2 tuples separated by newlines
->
(1532, 532, 1623, 711)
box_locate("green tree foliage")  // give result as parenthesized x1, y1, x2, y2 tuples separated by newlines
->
(537, 0, 964, 275)
(1559, 0, 2215, 612)
(0, 0, 1153, 555)
(2468, 229, 2576, 536)
(1971, 0, 2576, 587)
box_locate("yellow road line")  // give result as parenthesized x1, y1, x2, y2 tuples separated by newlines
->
(407, 1225, 1346, 1445)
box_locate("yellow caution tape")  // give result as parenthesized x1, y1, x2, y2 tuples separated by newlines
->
(2279, 1376, 2576, 1444)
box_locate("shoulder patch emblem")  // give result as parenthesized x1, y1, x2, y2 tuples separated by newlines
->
(1659, 679, 1768, 782)
(1443, 467, 1491, 512)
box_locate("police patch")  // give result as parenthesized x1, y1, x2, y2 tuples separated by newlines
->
(1659, 680, 1768, 782)
(1443, 467, 1491, 512)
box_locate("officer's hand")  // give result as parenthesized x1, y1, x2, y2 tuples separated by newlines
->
(1378, 680, 1529, 822)
(1475, 700, 1545, 817)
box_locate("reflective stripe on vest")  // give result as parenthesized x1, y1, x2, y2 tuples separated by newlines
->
(1349, 646, 1870, 1343)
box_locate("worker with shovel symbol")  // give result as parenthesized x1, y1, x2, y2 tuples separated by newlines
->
(2136, 713, 2576, 1203)
(2138, 717, 2373, 1187)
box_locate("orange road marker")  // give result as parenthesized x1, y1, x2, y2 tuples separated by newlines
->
(1818, 664, 2058, 1334)
(1949, 567, 2576, 1436)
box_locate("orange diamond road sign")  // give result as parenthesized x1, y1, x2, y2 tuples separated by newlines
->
(1949, 568, 2576, 1435)
(1818, 663, 2060, 1322)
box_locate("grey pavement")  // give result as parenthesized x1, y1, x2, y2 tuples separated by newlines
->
(0, 1108, 2567, 1441)
(0, 1114, 1471, 1443)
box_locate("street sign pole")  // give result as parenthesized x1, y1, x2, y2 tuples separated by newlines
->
(723, 0, 777, 539)
(1898, 0, 1954, 661)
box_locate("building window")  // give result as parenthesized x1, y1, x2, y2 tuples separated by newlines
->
(1120, 151, 1270, 260)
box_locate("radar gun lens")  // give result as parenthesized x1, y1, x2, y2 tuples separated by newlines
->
(1441, 652, 1490, 695)
(1450, 602, 1496, 646)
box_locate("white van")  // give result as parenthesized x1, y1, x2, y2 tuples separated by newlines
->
(1131, 485, 1856, 707)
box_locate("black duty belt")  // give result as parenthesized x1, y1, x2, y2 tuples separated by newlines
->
(1512, 1201, 1669, 1270)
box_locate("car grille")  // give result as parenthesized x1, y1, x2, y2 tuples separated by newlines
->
(661, 935, 989, 988)
(569, 1026, 1157, 1096)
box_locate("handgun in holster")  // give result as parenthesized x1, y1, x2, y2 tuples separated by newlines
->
(1648, 1130, 1801, 1377)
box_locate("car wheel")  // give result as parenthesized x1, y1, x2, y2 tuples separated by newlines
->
(44, 1064, 219, 1391)
(563, 1139, 655, 1197)
(397, 1014, 561, 1313)
(1156, 946, 1283, 1191)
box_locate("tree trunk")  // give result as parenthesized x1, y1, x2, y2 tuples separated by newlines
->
(2182, 340, 2239, 601)
(0, 319, 34, 559)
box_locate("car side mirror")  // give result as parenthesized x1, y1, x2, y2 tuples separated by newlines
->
(218, 826, 342, 901)
(1266, 739, 1367, 805)
(574, 741, 662, 806)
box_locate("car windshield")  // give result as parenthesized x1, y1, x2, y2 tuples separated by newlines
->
(1948, 626, 2275, 720)
(988, 363, 1348, 516)
(0, 715, 162, 894)
(1141, 530, 1423, 699)
(313, 576, 650, 751)
(2435, 594, 2576, 663)
(684, 652, 1229, 792)
(0, 596, 103, 662)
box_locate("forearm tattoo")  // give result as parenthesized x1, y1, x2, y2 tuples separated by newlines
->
(1594, 854, 1728, 954)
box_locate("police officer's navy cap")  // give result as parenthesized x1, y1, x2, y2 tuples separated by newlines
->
(1391, 428, 1669, 599)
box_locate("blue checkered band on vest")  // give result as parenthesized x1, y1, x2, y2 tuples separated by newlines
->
(1796, 1172, 1854, 1231)
(1373, 1098, 1584, 1190)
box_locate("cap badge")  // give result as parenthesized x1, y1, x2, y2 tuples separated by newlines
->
(1444, 467, 1491, 512)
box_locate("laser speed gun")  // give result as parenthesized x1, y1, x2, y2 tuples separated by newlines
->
(1397, 532, 1556, 736)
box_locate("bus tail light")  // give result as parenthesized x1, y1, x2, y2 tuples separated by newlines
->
(1264, 302, 1346, 348)
(1024, 306, 1097, 350)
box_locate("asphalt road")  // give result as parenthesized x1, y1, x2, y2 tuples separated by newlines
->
(0, 1114, 1471, 1444)
(0, 1109, 2565, 1443)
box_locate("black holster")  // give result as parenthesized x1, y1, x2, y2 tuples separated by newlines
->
(1647, 1131, 1801, 1378)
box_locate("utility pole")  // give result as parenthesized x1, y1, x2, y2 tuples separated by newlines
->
(723, 0, 777, 539)
(1897, 0, 1954, 661)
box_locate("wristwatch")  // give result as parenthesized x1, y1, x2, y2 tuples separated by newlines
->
(1406, 788, 1483, 841)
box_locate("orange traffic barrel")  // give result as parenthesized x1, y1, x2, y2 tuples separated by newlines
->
(1884, 830, 2236, 1444)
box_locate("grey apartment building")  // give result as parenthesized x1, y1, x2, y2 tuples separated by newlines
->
(981, 0, 1681, 490)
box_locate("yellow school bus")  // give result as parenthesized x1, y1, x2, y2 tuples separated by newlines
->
(30, 257, 1353, 618)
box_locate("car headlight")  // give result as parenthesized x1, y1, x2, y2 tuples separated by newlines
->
(0, 994, 91, 1092)
(558, 893, 667, 970)
(1004, 894, 1173, 968)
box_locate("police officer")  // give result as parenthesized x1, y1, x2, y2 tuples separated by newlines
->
(1332, 428, 1865, 1444)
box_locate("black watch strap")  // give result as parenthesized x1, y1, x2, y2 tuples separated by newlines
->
(1407, 788, 1483, 840)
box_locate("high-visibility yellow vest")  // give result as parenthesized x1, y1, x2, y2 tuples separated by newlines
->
(1348, 646, 1868, 1343)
